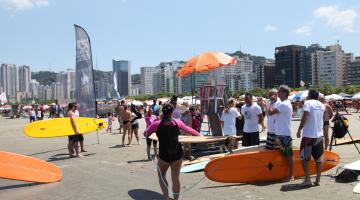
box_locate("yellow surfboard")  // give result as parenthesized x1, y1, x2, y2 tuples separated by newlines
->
(23, 117, 107, 138)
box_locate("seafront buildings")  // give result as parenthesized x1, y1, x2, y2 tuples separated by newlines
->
(1, 42, 360, 101)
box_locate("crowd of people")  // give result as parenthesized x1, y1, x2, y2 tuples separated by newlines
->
(19, 85, 338, 199)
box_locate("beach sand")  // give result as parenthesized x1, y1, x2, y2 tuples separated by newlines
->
(1, 111, 360, 200)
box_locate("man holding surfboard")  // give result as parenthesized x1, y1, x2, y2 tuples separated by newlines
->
(68, 103, 83, 158)
(268, 85, 294, 182)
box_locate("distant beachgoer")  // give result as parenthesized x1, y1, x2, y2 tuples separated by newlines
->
(220, 99, 241, 152)
(151, 99, 160, 117)
(144, 103, 201, 200)
(257, 97, 266, 117)
(190, 105, 202, 132)
(319, 96, 333, 150)
(29, 108, 36, 123)
(67, 103, 83, 158)
(130, 106, 141, 145)
(241, 93, 265, 147)
(116, 100, 125, 133)
(120, 105, 132, 146)
(106, 112, 113, 133)
(144, 107, 158, 160)
(36, 109, 42, 120)
(264, 89, 280, 150)
(268, 85, 293, 182)
(297, 89, 325, 187)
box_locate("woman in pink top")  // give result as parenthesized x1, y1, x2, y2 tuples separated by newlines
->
(144, 103, 201, 200)
(144, 107, 158, 160)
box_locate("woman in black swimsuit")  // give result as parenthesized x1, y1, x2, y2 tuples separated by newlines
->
(144, 103, 200, 200)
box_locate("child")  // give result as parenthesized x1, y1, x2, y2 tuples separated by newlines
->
(144, 107, 158, 160)
(106, 112, 113, 133)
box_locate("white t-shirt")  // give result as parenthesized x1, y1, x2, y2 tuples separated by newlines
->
(221, 107, 241, 136)
(274, 100, 292, 136)
(267, 99, 280, 133)
(302, 100, 325, 138)
(241, 104, 262, 133)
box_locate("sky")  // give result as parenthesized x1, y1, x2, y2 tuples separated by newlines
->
(0, 0, 360, 74)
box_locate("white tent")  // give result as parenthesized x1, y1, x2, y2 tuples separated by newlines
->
(353, 93, 360, 99)
(325, 94, 344, 101)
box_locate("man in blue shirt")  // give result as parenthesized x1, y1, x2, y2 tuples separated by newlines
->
(151, 100, 160, 116)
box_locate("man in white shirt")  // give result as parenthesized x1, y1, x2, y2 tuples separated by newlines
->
(268, 85, 293, 182)
(264, 89, 280, 150)
(241, 93, 265, 147)
(297, 89, 325, 187)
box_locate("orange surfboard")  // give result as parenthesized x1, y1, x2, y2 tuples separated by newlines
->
(0, 151, 62, 183)
(204, 149, 339, 183)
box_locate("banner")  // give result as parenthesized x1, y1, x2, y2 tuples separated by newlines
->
(0, 92, 7, 104)
(74, 24, 96, 117)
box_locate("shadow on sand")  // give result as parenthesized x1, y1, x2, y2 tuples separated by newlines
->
(280, 183, 313, 192)
(109, 145, 126, 148)
(47, 153, 96, 162)
(127, 159, 151, 164)
(200, 180, 281, 190)
(0, 182, 43, 191)
(128, 189, 163, 200)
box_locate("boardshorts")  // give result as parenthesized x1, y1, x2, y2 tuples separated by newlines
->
(300, 137, 324, 162)
(275, 135, 293, 157)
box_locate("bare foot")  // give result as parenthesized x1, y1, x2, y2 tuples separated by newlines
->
(76, 154, 84, 158)
(69, 154, 76, 158)
(281, 176, 294, 182)
(313, 181, 320, 186)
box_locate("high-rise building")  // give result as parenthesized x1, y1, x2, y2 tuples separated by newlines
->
(140, 67, 158, 95)
(224, 57, 254, 91)
(257, 59, 275, 88)
(113, 60, 131, 96)
(343, 52, 354, 85)
(275, 45, 306, 88)
(0, 64, 18, 97)
(38, 85, 52, 100)
(51, 82, 64, 100)
(29, 79, 39, 99)
(347, 57, 360, 86)
(18, 65, 31, 94)
(299, 44, 327, 87)
(95, 78, 110, 99)
(131, 84, 141, 96)
(317, 44, 347, 87)
(177, 71, 209, 94)
(56, 69, 75, 99)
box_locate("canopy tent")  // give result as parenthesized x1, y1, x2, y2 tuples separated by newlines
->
(288, 90, 324, 101)
(352, 93, 360, 99)
(338, 92, 352, 99)
(325, 94, 344, 101)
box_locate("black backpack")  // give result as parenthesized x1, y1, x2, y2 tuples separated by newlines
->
(332, 115, 349, 139)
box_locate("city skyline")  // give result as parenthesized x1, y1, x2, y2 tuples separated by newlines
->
(1, 0, 360, 73)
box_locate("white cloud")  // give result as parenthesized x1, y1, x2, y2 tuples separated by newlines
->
(264, 24, 278, 32)
(314, 6, 357, 32)
(294, 25, 312, 36)
(0, 0, 48, 11)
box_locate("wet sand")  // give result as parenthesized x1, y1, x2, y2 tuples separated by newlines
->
(1, 111, 360, 200)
